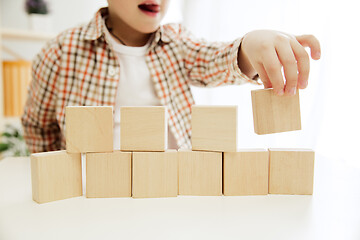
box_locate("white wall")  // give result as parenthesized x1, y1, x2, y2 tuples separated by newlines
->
(1, 0, 108, 60)
(0, 0, 107, 131)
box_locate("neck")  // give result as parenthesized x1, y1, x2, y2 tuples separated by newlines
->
(106, 15, 152, 47)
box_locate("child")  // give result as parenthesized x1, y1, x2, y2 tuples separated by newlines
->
(21, 0, 321, 153)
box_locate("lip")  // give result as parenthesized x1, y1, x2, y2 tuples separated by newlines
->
(139, 0, 159, 5)
(138, 0, 160, 17)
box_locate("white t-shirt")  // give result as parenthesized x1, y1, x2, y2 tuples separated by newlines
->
(104, 28, 178, 150)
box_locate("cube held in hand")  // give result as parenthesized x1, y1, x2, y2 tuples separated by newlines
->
(251, 88, 301, 135)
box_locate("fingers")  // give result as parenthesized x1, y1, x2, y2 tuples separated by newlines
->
(263, 49, 284, 95)
(264, 38, 312, 95)
(246, 31, 320, 95)
(254, 62, 272, 88)
(296, 35, 321, 60)
(275, 41, 298, 95)
(291, 40, 310, 89)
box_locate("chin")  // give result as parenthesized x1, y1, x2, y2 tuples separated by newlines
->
(136, 24, 161, 34)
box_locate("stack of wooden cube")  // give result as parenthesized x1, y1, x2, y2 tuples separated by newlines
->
(30, 89, 314, 204)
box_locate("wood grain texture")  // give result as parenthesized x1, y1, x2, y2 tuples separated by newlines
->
(65, 106, 113, 153)
(30, 150, 82, 204)
(178, 149, 222, 196)
(120, 106, 167, 151)
(223, 149, 269, 196)
(269, 148, 315, 195)
(86, 151, 132, 198)
(3, 61, 31, 117)
(132, 150, 177, 198)
(251, 89, 301, 135)
(191, 105, 237, 152)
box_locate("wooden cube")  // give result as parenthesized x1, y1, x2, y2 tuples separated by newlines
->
(191, 105, 237, 152)
(86, 151, 132, 198)
(30, 150, 82, 204)
(178, 149, 222, 196)
(132, 150, 177, 198)
(66, 106, 113, 153)
(269, 148, 315, 195)
(223, 149, 269, 196)
(120, 106, 167, 151)
(251, 89, 301, 134)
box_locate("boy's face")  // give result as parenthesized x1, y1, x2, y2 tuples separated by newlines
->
(107, 0, 170, 34)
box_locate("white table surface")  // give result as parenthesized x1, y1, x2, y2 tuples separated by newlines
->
(0, 154, 359, 240)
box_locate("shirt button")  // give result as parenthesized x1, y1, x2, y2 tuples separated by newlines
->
(108, 67, 116, 77)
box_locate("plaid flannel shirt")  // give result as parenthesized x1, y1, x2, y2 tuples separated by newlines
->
(21, 8, 257, 153)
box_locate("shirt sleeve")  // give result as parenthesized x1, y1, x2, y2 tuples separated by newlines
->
(21, 38, 62, 153)
(179, 25, 260, 87)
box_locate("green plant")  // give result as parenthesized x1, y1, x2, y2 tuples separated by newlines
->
(0, 124, 30, 158)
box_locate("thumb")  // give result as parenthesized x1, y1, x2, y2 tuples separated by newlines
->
(296, 35, 321, 60)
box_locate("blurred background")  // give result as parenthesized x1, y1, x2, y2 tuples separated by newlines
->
(0, 0, 359, 167)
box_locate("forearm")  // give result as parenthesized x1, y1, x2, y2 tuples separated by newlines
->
(184, 36, 257, 87)
(21, 78, 62, 153)
(21, 117, 62, 153)
(22, 41, 63, 153)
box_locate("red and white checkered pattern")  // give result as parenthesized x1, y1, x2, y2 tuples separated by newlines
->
(22, 8, 257, 153)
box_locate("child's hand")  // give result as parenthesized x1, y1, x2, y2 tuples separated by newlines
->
(238, 30, 321, 96)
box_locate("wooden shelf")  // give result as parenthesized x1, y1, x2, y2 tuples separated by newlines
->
(1, 28, 55, 41)
(0, 26, 56, 125)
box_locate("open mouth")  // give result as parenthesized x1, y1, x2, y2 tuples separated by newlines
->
(138, 2, 160, 15)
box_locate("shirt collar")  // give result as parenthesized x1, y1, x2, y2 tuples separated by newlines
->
(81, 7, 172, 45)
